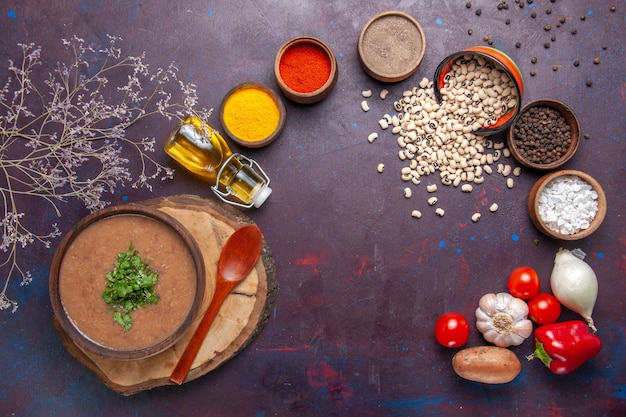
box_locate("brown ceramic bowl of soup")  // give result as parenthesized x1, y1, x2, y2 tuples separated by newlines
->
(49, 205, 205, 360)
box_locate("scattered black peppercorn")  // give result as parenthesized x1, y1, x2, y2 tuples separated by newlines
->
(584, 133, 590, 139)
(476, 9, 482, 16)
(602, 45, 608, 50)
(571, 29, 577, 35)
(551, 36, 556, 42)
(468, 29, 474, 35)
(544, 42, 550, 49)
(506, 19, 511, 25)
(593, 57, 600, 65)
(574, 60, 580, 67)
(466, 2, 472, 8)
(552, 65, 559, 72)
(483, 35, 490, 42)
(527, 0, 534, 4)
(610, 6, 616, 12)
(560, 17, 566, 24)
(580, 15, 586, 21)
(546, 8, 552, 14)
(531, 11, 537, 18)
(544, 24, 551, 31)
(519, 2, 525, 8)
(516, 42, 521, 48)
(530, 70, 537, 77)
(586, 80, 593, 87)
(531, 57, 538, 64)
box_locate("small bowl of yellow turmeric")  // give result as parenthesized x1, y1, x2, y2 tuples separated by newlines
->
(219, 82, 286, 148)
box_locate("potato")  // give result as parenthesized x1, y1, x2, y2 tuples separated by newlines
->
(452, 346, 521, 384)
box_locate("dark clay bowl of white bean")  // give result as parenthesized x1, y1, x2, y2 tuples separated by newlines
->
(433, 46, 524, 136)
(527, 169, 606, 240)
(507, 98, 581, 170)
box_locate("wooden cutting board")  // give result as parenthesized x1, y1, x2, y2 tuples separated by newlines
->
(53, 194, 276, 395)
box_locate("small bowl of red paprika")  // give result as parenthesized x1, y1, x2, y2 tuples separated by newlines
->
(274, 36, 338, 104)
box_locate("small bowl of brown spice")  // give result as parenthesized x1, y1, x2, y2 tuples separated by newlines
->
(507, 98, 580, 170)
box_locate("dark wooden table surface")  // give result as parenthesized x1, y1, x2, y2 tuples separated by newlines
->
(1, 1, 624, 416)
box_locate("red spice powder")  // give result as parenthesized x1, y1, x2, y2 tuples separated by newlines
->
(279, 43, 331, 93)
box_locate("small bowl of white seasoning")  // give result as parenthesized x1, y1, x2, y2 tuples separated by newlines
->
(527, 170, 607, 240)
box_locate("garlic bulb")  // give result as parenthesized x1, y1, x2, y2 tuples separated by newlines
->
(475, 292, 533, 347)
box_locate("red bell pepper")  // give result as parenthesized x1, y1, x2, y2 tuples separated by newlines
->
(533, 320, 602, 375)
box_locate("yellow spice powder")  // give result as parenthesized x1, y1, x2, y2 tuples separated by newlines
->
(222, 86, 280, 142)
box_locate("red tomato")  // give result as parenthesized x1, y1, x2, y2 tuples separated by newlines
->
(528, 293, 561, 325)
(507, 266, 540, 300)
(434, 312, 470, 348)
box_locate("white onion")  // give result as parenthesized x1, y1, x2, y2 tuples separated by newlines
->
(550, 248, 598, 332)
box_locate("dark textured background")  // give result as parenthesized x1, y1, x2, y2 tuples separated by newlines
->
(1, 1, 624, 416)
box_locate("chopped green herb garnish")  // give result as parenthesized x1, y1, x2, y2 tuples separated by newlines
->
(102, 243, 159, 331)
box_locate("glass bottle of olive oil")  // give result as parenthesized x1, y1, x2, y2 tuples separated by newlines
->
(164, 115, 272, 208)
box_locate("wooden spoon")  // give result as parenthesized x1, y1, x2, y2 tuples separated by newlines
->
(169, 224, 263, 385)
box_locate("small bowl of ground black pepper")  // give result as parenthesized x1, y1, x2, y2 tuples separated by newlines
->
(357, 11, 426, 83)
(527, 169, 607, 240)
(507, 98, 580, 170)
(274, 36, 338, 104)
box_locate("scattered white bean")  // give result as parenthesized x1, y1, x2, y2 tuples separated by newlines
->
(376, 163, 385, 173)
(513, 166, 521, 177)
(506, 178, 514, 189)
(471, 212, 481, 223)
(473, 175, 485, 184)
(435, 208, 445, 217)
(404, 187, 412, 198)
(489, 203, 499, 212)
(380, 89, 389, 100)
(362, 89, 373, 98)
(361, 100, 370, 112)
(411, 210, 422, 218)
(368, 132, 378, 143)
(373, 56, 520, 221)
(428, 196, 438, 206)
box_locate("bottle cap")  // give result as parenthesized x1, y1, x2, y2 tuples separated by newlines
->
(252, 185, 272, 208)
